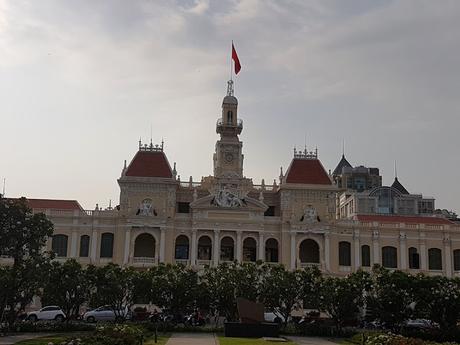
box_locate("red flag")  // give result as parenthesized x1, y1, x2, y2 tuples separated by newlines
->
(232, 42, 241, 75)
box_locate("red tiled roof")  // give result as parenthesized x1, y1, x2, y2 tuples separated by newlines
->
(285, 159, 332, 185)
(356, 214, 454, 225)
(125, 151, 173, 178)
(23, 199, 83, 211)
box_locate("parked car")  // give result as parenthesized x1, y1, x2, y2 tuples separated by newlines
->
(264, 311, 285, 324)
(403, 319, 438, 330)
(83, 306, 130, 323)
(27, 306, 66, 322)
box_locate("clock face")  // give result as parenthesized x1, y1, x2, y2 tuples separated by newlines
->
(225, 153, 234, 163)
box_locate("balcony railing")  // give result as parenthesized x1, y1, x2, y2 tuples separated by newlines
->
(133, 257, 156, 264)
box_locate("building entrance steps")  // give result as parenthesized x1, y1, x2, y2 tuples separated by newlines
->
(166, 332, 218, 345)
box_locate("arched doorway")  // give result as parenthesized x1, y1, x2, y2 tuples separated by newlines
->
(265, 238, 279, 263)
(175, 235, 189, 261)
(134, 233, 156, 258)
(299, 239, 320, 263)
(243, 237, 257, 262)
(197, 235, 212, 261)
(220, 236, 234, 261)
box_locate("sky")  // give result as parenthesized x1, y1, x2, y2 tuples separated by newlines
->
(1, 0, 459, 211)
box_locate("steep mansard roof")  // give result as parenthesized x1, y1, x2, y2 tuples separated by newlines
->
(125, 150, 173, 178)
(356, 214, 454, 225)
(332, 154, 352, 176)
(391, 177, 410, 195)
(285, 158, 332, 185)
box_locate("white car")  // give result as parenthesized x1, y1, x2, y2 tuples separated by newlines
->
(27, 306, 66, 322)
(83, 306, 130, 323)
(264, 312, 285, 324)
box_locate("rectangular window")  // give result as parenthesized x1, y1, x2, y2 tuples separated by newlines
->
(177, 202, 190, 213)
(361, 245, 371, 267)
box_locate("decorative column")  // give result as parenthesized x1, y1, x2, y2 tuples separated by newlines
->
(399, 230, 407, 270)
(70, 231, 78, 258)
(236, 231, 242, 262)
(191, 230, 197, 266)
(159, 228, 166, 263)
(353, 229, 360, 270)
(419, 232, 427, 271)
(258, 232, 265, 261)
(444, 234, 452, 277)
(123, 228, 131, 265)
(90, 224, 98, 263)
(372, 229, 380, 265)
(324, 232, 331, 271)
(213, 230, 220, 266)
(290, 232, 296, 270)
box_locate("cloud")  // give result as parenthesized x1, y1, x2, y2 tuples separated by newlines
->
(0, 0, 459, 210)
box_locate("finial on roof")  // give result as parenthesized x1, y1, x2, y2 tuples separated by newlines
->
(189, 176, 193, 188)
(173, 162, 177, 179)
(273, 179, 277, 188)
(342, 139, 345, 157)
(124, 160, 127, 169)
(279, 166, 284, 183)
(394, 160, 398, 179)
(161, 138, 164, 150)
(227, 79, 234, 96)
(138, 137, 142, 149)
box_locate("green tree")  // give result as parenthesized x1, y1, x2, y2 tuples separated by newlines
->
(318, 271, 369, 333)
(87, 264, 137, 320)
(0, 197, 54, 267)
(204, 262, 266, 321)
(260, 265, 320, 327)
(0, 197, 54, 325)
(413, 275, 460, 335)
(147, 264, 202, 314)
(366, 266, 415, 330)
(41, 259, 91, 320)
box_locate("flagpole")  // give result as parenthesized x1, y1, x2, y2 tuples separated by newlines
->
(230, 40, 233, 81)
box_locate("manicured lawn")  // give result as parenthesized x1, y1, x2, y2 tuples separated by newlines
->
(144, 334, 170, 345)
(218, 336, 297, 345)
(15, 335, 67, 345)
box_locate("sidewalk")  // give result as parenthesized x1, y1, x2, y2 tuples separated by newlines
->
(166, 333, 218, 345)
(0, 333, 51, 345)
(287, 336, 339, 345)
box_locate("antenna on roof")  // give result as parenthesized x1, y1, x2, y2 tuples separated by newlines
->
(304, 134, 307, 154)
(150, 124, 153, 147)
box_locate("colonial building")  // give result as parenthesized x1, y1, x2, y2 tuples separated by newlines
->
(3, 81, 460, 277)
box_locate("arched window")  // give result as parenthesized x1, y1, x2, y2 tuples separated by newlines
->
(382, 246, 397, 268)
(454, 249, 460, 271)
(265, 238, 279, 262)
(220, 236, 234, 261)
(52, 234, 68, 257)
(339, 241, 351, 266)
(243, 237, 257, 262)
(175, 235, 189, 260)
(227, 111, 233, 124)
(428, 248, 442, 270)
(361, 245, 370, 267)
(79, 235, 90, 257)
(198, 236, 212, 260)
(100, 233, 114, 258)
(408, 247, 420, 269)
(299, 239, 320, 263)
(134, 233, 155, 258)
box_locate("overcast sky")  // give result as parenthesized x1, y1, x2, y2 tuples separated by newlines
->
(1, 0, 459, 211)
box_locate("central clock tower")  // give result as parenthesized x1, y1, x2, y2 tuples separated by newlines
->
(213, 80, 244, 178)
